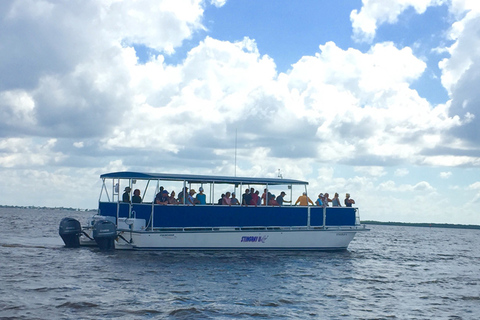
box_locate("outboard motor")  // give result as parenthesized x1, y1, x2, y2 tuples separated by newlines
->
(59, 217, 82, 248)
(93, 219, 117, 251)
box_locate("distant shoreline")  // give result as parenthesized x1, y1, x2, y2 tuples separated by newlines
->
(1, 206, 478, 230)
(0, 205, 96, 212)
(362, 220, 480, 230)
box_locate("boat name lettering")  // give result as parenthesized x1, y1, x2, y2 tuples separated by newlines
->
(336, 233, 348, 236)
(241, 235, 268, 243)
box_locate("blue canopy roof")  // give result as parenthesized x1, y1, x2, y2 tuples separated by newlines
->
(100, 171, 308, 186)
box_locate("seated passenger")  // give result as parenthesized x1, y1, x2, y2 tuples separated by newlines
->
(315, 193, 324, 207)
(344, 193, 355, 207)
(196, 187, 207, 205)
(295, 192, 314, 206)
(132, 189, 142, 203)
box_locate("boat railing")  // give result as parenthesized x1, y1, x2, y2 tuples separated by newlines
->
(98, 201, 359, 231)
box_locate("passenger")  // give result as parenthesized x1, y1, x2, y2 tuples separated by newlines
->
(156, 190, 169, 205)
(122, 187, 131, 202)
(186, 189, 196, 205)
(222, 192, 232, 205)
(169, 191, 178, 204)
(268, 194, 279, 206)
(331, 193, 342, 207)
(324, 193, 332, 207)
(178, 187, 188, 204)
(261, 189, 268, 205)
(295, 192, 314, 206)
(132, 189, 142, 203)
(230, 192, 240, 205)
(345, 193, 355, 207)
(275, 191, 291, 206)
(218, 194, 225, 205)
(196, 187, 207, 205)
(242, 189, 251, 206)
(250, 189, 259, 206)
(256, 190, 262, 205)
(315, 193, 324, 207)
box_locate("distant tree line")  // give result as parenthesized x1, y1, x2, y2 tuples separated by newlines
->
(362, 220, 480, 230)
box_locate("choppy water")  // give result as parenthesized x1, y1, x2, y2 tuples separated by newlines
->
(1, 207, 479, 319)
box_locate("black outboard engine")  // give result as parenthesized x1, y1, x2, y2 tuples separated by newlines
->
(59, 217, 82, 248)
(93, 219, 117, 251)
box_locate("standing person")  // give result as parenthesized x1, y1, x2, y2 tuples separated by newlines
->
(331, 193, 342, 207)
(169, 191, 178, 204)
(196, 187, 207, 205)
(250, 189, 260, 206)
(186, 189, 196, 205)
(122, 187, 131, 202)
(276, 191, 291, 206)
(230, 192, 240, 205)
(156, 190, 169, 205)
(315, 193, 324, 207)
(345, 193, 355, 207)
(242, 189, 251, 206)
(268, 194, 279, 206)
(222, 192, 232, 205)
(178, 187, 188, 204)
(324, 193, 332, 206)
(132, 189, 142, 203)
(295, 192, 314, 206)
(261, 188, 268, 205)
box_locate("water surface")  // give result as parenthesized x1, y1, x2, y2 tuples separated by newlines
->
(1, 208, 479, 319)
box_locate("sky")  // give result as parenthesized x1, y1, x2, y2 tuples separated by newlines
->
(1, 0, 479, 224)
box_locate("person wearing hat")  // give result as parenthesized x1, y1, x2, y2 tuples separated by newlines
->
(345, 193, 355, 207)
(315, 193, 324, 207)
(275, 191, 291, 206)
(184, 189, 196, 205)
(295, 192, 314, 206)
(122, 187, 131, 202)
(156, 190, 170, 205)
(195, 187, 206, 205)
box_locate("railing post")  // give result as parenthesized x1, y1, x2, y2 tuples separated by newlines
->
(307, 206, 311, 227)
(323, 206, 326, 227)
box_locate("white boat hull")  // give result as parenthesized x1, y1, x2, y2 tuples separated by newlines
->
(102, 228, 362, 250)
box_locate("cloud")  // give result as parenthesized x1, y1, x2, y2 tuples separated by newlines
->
(355, 166, 387, 177)
(394, 168, 409, 176)
(350, 0, 446, 43)
(440, 171, 452, 178)
(439, 7, 480, 150)
(378, 180, 435, 192)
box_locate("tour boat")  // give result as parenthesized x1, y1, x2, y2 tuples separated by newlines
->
(59, 172, 368, 250)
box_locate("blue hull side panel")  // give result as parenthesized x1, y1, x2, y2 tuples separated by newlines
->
(98, 202, 357, 228)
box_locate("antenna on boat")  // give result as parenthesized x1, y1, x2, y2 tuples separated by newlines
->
(234, 128, 237, 177)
